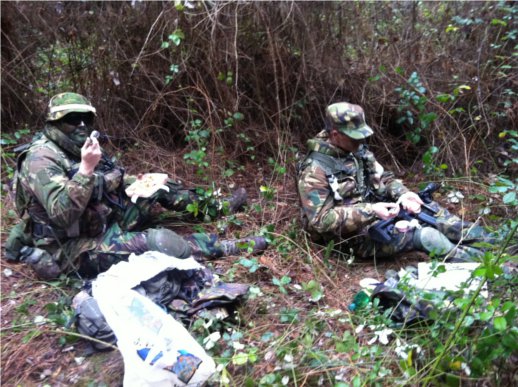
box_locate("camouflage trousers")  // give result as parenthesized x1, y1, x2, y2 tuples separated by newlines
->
(68, 224, 226, 277)
(334, 202, 491, 262)
(120, 179, 224, 230)
(34, 185, 229, 278)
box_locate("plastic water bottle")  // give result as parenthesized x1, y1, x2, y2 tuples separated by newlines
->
(348, 290, 370, 311)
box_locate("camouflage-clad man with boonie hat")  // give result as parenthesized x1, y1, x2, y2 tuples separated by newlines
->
(46, 92, 98, 121)
(297, 102, 490, 262)
(325, 102, 374, 139)
(5, 92, 267, 280)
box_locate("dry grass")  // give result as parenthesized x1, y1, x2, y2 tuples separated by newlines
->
(1, 2, 515, 384)
(1, 142, 496, 386)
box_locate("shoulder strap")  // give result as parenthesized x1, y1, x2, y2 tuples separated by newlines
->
(307, 151, 350, 177)
(12, 147, 31, 217)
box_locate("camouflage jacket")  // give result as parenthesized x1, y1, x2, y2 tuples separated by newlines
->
(297, 130, 409, 238)
(15, 125, 126, 243)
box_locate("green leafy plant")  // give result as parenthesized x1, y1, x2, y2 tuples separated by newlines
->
(33, 42, 87, 96)
(272, 275, 291, 295)
(259, 185, 276, 201)
(238, 257, 261, 273)
(1, 128, 31, 181)
(217, 70, 234, 86)
(161, 29, 184, 85)
(488, 130, 518, 207)
(422, 146, 448, 176)
(184, 118, 210, 177)
(301, 280, 324, 302)
(395, 71, 437, 145)
(185, 185, 228, 220)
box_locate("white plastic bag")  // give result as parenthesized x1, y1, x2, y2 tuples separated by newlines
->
(92, 252, 216, 386)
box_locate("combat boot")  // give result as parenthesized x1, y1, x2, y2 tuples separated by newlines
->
(220, 236, 268, 256)
(20, 246, 61, 280)
(226, 187, 248, 213)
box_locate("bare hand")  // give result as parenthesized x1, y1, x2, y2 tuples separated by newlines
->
(78, 137, 102, 176)
(398, 191, 424, 214)
(372, 202, 399, 220)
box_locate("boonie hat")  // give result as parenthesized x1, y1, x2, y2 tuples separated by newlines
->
(46, 92, 96, 122)
(326, 102, 373, 139)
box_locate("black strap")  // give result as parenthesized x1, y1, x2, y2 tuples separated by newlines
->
(33, 223, 67, 240)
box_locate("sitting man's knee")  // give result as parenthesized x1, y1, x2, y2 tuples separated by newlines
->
(146, 228, 192, 258)
(413, 227, 455, 256)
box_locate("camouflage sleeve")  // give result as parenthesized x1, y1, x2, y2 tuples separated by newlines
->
(380, 170, 410, 200)
(363, 149, 409, 200)
(22, 147, 95, 228)
(298, 164, 376, 236)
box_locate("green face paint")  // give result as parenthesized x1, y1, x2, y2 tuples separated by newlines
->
(56, 121, 89, 146)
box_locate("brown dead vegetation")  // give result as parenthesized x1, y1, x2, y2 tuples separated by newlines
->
(1, 1, 516, 385)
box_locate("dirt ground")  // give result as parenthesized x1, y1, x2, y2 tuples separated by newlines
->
(0, 155, 490, 386)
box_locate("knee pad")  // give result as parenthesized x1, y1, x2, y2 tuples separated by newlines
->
(413, 227, 455, 257)
(146, 228, 192, 259)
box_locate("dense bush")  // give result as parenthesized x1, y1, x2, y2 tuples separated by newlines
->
(2, 1, 516, 174)
(1, 2, 517, 386)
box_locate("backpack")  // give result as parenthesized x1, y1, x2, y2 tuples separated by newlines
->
(4, 144, 34, 261)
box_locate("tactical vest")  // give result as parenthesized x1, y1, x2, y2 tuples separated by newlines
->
(14, 136, 124, 241)
(300, 149, 369, 204)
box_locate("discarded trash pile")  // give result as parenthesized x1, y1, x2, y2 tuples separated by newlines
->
(72, 251, 249, 386)
(349, 262, 488, 325)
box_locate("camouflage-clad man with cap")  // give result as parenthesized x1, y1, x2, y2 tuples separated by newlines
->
(297, 102, 489, 262)
(5, 92, 267, 279)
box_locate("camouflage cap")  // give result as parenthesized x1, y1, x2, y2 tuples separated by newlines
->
(326, 102, 373, 139)
(46, 92, 96, 121)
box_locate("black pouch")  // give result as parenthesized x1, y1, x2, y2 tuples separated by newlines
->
(73, 289, 117, 351)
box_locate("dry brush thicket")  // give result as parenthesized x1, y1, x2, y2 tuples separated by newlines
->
(1, 2, 517, 385)
(1, 1, 516, 176)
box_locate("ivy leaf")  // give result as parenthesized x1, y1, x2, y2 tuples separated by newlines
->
(186, 203, 198, 217)
(502, 191, 516, 204)
(490, 18, 507, 27)
(232, 352, 249, 365)
(302, 280, 324, 302)
(445, 25, 459, 33)
(479, 311, 493, 321)
(168, 29, 184, 46)
(395, 66, 405, 75)
(233, 112, 245, 121)
(436, 94, 453, 103)
(493, 316, 507, 331)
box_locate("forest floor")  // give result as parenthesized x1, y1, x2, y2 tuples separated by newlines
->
(0, 146, 497, 386)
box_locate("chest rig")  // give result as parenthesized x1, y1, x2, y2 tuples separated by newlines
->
(17, 135, 125, 240)
(303, 144, 378, 204)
